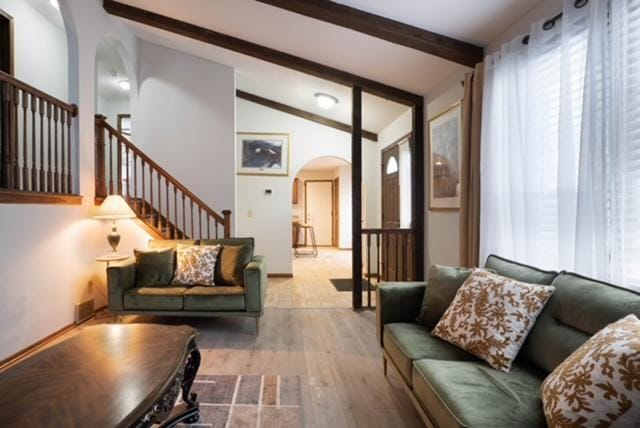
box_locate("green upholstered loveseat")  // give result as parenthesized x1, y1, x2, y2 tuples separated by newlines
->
(107, 238, 267, 333)
(376, 255, 640, 428)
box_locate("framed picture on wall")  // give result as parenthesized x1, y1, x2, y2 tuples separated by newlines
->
(428, 102, 462, 210)
(236, 132, 290, 176)
(117, 114, 131, 137)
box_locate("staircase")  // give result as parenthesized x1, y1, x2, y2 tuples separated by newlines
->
(94, 115, 231, 239)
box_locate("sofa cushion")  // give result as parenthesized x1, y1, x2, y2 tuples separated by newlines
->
(520, 272, 640, 374)
(484, 254, 558, 285)
(412, 359, 546, 428)
(201, 238, 254, 258)
(123, 287, 186, 311)
(133, 248, 175, 287)
(183, 286, 245, 311)
(172, 244, 221, 286)
(383, 323, 476, 386)
(416, 265, 474, 328)
(215, 245, 252, 286)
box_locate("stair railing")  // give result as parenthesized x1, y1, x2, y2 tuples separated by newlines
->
(0, 70, 78, 194)
(95, 114, 231, 239)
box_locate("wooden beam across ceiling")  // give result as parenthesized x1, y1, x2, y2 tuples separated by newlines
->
(236, 90, 378, 141)
(102, 0, 422, 106)
(255, 0, 484, 68)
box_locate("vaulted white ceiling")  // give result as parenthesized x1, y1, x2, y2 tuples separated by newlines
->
(113, 0, 545, 132)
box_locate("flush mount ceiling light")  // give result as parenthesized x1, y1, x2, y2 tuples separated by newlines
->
(49, 0, 60, 9)
(118, 80, 130, 91)
(315, 93, 339, 109)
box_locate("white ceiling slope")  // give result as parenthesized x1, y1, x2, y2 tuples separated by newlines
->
(116, 0, 543, 130)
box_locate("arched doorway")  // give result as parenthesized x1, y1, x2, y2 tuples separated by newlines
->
(95, 37, 133, 133)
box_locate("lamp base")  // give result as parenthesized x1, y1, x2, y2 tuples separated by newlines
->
(107, 221, 121, 253)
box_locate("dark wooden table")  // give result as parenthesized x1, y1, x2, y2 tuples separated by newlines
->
(0, 324, 201, 427)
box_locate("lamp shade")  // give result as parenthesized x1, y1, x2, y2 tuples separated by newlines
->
(94, 195, 136, 219)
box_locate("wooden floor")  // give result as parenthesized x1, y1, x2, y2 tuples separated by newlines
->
(33, 249, 420, 427)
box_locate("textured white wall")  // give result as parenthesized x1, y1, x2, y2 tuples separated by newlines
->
(134, 41, 236, 228)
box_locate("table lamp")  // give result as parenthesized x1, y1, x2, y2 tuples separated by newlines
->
(94, 195, 136, 253)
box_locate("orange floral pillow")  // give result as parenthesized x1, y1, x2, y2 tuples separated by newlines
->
(541, 314, 640, 427)
(171, 244, 221, 286)
(432, 269, 554, 372)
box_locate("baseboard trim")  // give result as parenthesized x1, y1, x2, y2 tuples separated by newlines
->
(268, 273, 294, 278)
(0, 305, 107, 371)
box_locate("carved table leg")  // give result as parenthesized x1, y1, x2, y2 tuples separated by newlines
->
(181, 342, 201, 423)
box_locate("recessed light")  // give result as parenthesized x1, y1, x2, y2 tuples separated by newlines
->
(315, 93, 339, 109)
(118, 80, 130, 91)
(49, 0, 60, 10)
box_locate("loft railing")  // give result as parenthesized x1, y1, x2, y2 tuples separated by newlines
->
(95, 115, 232, 239)
(0, 71, 78, 198)
(362, 228, 416, 307)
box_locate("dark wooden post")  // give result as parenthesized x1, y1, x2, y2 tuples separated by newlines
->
(0, 81, 10, 188)
(222, 209, 232, 238)
(352, 86, 363, 310)
(94, 114, 107, 201)
(411, 99, 425, 281)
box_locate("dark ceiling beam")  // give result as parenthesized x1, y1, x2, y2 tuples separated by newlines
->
(236, 90, 378, 141)
(255, 0, 484, 68)
(103, 0, 422, 106)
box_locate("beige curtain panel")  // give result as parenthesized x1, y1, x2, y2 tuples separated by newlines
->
(459, 62, 484, 268)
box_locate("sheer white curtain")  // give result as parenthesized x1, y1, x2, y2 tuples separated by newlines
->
(480, 0, 640, 289)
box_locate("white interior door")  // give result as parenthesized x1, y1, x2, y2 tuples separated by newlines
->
(305, 181, 333, 246)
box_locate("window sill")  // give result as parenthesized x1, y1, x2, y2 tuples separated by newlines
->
(0, 189, 83, 205)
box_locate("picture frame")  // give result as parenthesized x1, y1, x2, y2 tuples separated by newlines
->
(428, 102, 462, 210)
(236, 132, 290, 176)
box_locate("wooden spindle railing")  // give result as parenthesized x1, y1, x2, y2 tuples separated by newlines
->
(362, 228, 416, 307)
(94, 115, 232, 239)
(0, 71, 78, 199)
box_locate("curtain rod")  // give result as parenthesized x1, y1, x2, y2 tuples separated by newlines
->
(522, 0, 588, 45)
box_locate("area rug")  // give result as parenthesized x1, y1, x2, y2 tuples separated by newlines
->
(181, 374, 302, 427)
(330, 278, 375, 292)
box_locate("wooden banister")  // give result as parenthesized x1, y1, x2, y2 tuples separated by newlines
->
(95, 115, 232, 239)
(0, 71, 79, 202)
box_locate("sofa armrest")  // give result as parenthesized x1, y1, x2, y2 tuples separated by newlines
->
(106, 257, 136, 312)
(376, 281, 427, 346)
(244, 255, 267, 314)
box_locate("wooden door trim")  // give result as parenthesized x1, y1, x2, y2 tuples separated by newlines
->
(304, 179, 335, 246)
(333, 176, 340, 248)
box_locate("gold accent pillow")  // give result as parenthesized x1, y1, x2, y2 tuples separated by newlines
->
(432, 269, 555, 372)
(171, 244, 221, 286)
(541, 314, 640, 427)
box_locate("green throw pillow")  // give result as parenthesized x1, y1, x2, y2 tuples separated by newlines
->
(214, 245, 252, 286)
(134, 248, 175, 287)
(416, 265, 474, 328)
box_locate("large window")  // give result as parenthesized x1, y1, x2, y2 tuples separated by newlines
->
(480, 0, 640, 290)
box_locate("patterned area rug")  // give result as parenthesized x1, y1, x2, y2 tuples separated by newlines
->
(181, 375, 303, 428)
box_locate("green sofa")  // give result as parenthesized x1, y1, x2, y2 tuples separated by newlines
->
(376, 255, 640, 428)
(107, 238, 267, 334)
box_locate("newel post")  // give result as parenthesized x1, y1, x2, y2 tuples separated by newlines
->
(222, 210, 232, 238)
(94, 114, 107, 202)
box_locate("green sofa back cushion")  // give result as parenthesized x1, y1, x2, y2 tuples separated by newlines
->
(201, 238, 254, 258)
(214, 245, 253, 286)
(134, 248, 175, 287)
(416, 265, 474, 328)
(520, 272, 640, 374)
(484, 254, 558, 285)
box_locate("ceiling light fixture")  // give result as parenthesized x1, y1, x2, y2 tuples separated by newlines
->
(315, 93, 339, 109)
(49, 0, 60, 10)
(118, 80, 130, 91)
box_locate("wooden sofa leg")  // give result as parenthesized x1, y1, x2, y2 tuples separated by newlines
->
(383, 356, 388, 377)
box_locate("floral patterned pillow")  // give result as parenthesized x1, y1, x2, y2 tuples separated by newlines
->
(432, 269, 555, 372)
(171, 244, 221, 286)
(541, 314, 640, 427)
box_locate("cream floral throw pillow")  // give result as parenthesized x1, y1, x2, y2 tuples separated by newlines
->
(541, 314, 640, 427)
(432, 269, 554, 372)
(171, 244, 221, 286)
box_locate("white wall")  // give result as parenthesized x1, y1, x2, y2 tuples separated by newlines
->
(134, 41, 236, 230)
(0, 0, 151, 362)
(237, 98, 373, 274)
(97, 95, 130, 127)
(0, 0, 68, 100)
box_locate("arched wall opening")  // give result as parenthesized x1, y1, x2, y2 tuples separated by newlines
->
(293, 155, 352, 250)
